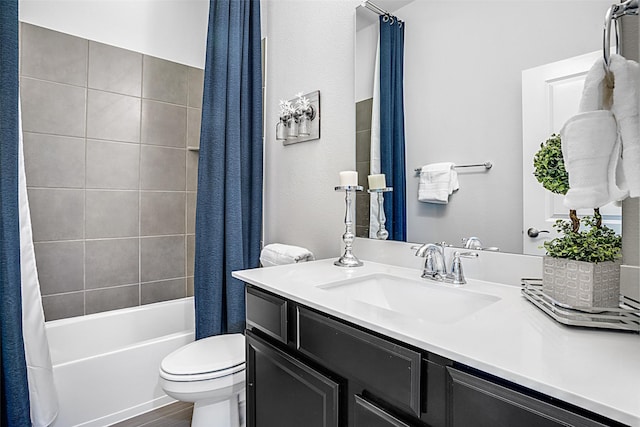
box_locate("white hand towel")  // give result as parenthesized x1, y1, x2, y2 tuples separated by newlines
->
(418, 162, 459, 204)
(260, 243, 315, 267)
(610, 54, 640, 197)
(561, 56, 629, 209)
(561, 110, 618, 209)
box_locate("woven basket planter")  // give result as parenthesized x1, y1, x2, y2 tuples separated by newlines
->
(542, 256, 620, 308)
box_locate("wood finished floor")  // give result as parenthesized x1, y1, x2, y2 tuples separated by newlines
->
(110, 402, 193, 427)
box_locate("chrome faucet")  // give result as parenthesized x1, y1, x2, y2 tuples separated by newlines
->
(414, 242, 447, 280)
(414, 243, 478, 285)
(462, 236, 483, 249)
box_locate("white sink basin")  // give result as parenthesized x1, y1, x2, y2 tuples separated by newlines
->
(318, 273, 500, 324)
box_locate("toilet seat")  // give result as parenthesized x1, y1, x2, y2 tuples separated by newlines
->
(160, 334, 246, 382)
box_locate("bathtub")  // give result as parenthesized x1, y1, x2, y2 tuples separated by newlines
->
(45, 297, 195, 427)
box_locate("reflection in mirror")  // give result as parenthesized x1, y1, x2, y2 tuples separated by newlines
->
(355, 0, 620, 255)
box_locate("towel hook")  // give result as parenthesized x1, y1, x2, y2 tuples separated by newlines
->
(603, 0, 639, 69)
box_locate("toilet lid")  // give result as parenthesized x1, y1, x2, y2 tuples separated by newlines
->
(161, 333, 245, 376)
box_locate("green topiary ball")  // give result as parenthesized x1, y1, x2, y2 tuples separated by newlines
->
(533, 134, 569, 195)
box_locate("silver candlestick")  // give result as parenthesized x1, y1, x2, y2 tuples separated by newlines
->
(367, 187, 393, 240)
(334, 185, 363, 267)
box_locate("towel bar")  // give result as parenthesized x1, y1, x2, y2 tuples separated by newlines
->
(414, 162, 492, 175)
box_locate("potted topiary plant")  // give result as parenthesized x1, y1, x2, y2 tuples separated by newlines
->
(533, 134, 622, 308)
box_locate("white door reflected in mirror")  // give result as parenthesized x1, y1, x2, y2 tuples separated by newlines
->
(522, 51, 622, 256)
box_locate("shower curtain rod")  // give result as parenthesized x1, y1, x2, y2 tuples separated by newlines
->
(362, 0, 388, 16)
(361, 0, 402, 23)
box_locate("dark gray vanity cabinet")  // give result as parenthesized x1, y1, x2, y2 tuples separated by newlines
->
(245, 286, 444, 427)
(244, 285, 626, 427)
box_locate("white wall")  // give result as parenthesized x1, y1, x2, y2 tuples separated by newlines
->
(262, 0, 360, 259)
(18, 0, 209, 68)
(355, 20, 377, 102)
(397, 0, 610, 253)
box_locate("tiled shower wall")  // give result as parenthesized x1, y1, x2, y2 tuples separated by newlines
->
(355, 98, 372, 238)
(19, 23, 203, 321)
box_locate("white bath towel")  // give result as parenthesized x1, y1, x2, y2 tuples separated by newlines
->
(418, 162, 459, 204)
(609, 54, 640, 197)
(260, 243, 315, 267)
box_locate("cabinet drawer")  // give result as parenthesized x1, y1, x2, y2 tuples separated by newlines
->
(448, 368, 610, 427)
(296, 307, 421, 417)
(246, 286, 287, 343)
(354, 395, 412, 427)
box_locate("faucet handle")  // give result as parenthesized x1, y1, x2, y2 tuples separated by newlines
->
(447, 251, 478, 285)
(458, 251, 479, 259)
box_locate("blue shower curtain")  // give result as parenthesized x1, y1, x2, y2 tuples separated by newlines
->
(379, 16, 407, 241)
(1, 1, 32, 425)
(194, 0, 263, 339)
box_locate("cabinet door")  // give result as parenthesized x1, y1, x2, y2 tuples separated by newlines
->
(448, 368, 610, 427)
(354, 395, 413, 427)
(246, 331, 340, 427)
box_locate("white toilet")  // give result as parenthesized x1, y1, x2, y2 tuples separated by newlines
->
(159, 333, 246, 427)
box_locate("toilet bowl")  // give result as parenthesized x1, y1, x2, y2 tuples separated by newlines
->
(159, 333, 246, 427)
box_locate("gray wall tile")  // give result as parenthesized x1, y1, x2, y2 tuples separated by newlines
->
(42, 292, 85, 321)
(140, 146, 186, 191)
(23, 133, 85, 188)
(140, 235, 185, 282)
(356, 98, 373, 132)
(141, 278, 186, 305)
(88, 41, 142, 96)
(87, 90, 141, 143)
(86, 285, 139, 314)
(142, 56, 188, 105)
(187, 152, 198, 192)
(86, 190, 139, 238)
(187, 67, 204, 108)
(34, 241, 84, 295)
(187, 107, 201, 148)
(186, 234, 195, 277)
(21, 23, 88, 86)
(356, 130, 371, 164)
(86, 140, 140, 189)
(140, 192, 186, 236)
(356, 161, 370, 188)
(187, 192, 196, 234)
(355, 192, 370, 229)
(85, 238, 139, 289)
(28, 189, 84, 241)
(21, 78, 86, 137)
(141, 100, 187, 148)
(20, 24, 195, 320)
(187, 276, 194, 297)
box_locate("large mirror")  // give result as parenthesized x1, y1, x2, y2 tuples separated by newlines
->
(355, 0, 626, 255)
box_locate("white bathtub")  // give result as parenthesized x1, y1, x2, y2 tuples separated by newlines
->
(45, 297, 195, 427)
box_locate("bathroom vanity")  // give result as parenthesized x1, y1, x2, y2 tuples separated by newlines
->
(233, 258, 640, 427)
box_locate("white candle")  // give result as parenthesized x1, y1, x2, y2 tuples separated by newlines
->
(339, 171, 358, 187)
(368, 174, 386, 190)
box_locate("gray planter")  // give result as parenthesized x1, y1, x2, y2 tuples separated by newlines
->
(542, 256, 620, 308)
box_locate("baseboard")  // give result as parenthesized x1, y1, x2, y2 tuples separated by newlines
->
(76, 395, 176, 427)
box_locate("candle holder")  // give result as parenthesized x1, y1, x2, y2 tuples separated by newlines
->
(334, 185, 363, 267)
(367, 187, 393, 240)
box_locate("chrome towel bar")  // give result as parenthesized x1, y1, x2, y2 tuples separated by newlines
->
(414, 162, 492, 175)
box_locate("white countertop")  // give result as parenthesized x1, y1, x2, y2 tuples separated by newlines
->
(233, 258, 640, 426)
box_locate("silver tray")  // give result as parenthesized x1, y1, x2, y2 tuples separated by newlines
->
(521, 278, 640, 333)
